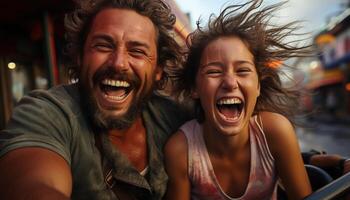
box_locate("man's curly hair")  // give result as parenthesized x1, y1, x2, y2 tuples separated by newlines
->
(173, 0, 312, 122)
(64, 0, 183, 90)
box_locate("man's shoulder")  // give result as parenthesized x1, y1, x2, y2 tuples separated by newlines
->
(1, 84, 85, 164)
(27, 83, 81, 113)
(146, 94, 190, 120)
(147, 94, 178, 108)
(143, 94, 192, 136)
(30, 83, 79, 101)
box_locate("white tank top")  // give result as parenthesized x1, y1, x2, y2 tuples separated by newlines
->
(180, 116, 277, 200)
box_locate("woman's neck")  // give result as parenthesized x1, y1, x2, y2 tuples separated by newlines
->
(202, 121, 250, 158)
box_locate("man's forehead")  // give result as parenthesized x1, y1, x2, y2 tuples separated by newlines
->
(89, 8, 157, 44)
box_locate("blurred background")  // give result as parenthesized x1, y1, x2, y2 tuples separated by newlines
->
(0, 0, 349, 157)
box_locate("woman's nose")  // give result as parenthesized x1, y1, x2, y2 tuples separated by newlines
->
(222, 74, 238, 90)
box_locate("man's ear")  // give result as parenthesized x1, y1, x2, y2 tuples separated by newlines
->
(155, 65, 163, 81)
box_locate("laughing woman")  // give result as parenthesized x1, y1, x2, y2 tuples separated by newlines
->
(164, 1, 312, 200)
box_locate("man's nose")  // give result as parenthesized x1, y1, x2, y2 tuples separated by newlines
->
(110, 49, 129, 72)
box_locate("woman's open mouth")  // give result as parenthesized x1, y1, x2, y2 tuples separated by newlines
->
(216, 97, 244, 121)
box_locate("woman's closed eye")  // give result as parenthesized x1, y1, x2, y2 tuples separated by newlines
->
(236, 67, 254, 75)
(201, 62, 224, 76)
(206, 69, 222, 75)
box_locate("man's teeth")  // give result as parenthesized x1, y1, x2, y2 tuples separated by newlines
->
(217, 98, 242, 105)
(104, 93, 127, 100)
(101, 79, 130, 87)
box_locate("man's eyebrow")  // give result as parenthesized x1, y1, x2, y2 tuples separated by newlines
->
(90, 34, 114, 43)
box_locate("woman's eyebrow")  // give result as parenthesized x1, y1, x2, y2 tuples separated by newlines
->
(200, 61, 224, 68)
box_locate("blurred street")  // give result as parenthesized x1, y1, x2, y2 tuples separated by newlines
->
(297, 114, 350, 157)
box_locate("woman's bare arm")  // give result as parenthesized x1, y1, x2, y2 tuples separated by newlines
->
(261, 112, 312, 200)
(163, 131, 190, 200)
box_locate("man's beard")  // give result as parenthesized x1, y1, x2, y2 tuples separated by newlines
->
(79, 66, 155, 131)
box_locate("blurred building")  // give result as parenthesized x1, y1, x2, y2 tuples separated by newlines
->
(301, 7, 350, 116)
(0, 0, 191, 130)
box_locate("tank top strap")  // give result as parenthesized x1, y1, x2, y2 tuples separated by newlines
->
(179, 119, 206, 178)
(250, 115, 275, 168)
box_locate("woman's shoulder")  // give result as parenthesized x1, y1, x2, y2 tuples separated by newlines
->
(165, 130, 188, 158)
(259, 111, 293, 134)
(165, 119, 200, 154)
(164, 130, 189, 176)
(258, 111, 297, 157)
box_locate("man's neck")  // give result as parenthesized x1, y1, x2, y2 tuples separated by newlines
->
(108, 116, 145, 139)
(107, 116, 148, 171)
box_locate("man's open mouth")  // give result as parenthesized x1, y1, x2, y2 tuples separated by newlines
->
(99, 78, 133, 101)
(216, 97, 244, 120)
